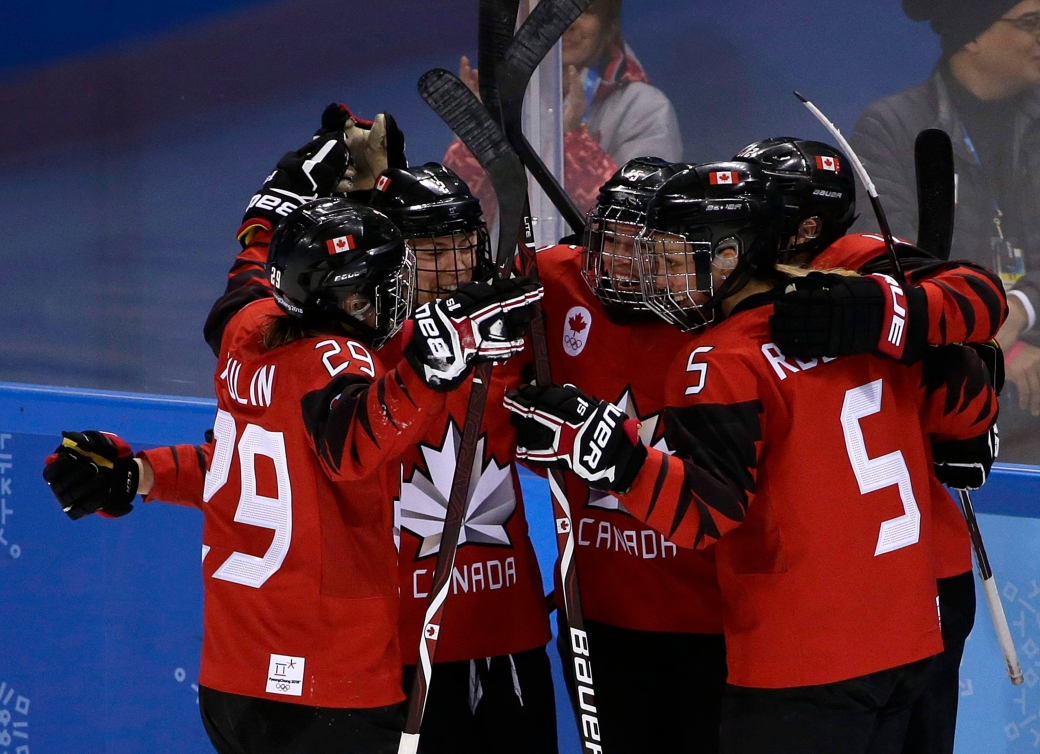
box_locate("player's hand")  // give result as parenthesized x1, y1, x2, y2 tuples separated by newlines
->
(404, 277, 544, 391)
(343, 110, 407, 192)
(932, 427, 998, 490)
(769, 272, 927, 363)
(1006, 342, 1040, 416)
(42, 431, 139, 520)
(459, 55, 480, 99)
(504, 384, 647, 492)
(240, 112, 350, 239)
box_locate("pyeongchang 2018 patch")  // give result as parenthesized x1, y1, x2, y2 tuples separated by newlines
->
(266, 654, 305, 697)
(563, 306, 592, 356)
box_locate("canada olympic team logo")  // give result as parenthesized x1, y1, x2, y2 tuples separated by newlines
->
(563, 306, 591, 356)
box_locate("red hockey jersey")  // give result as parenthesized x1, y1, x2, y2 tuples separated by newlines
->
(143, 293, 451, 708)
(535, 243, 723, 634)
(812, 233, 1008, 578)
(378, 338, 552, 665)
(618, 292, 997, 688)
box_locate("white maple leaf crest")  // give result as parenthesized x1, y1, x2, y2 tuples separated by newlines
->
(395, 421, 516, 558)
(587, 388, 672, 512)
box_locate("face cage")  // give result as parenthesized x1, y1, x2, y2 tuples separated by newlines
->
(405, 224, 491, 304)
(370, 243, 417, 348)
(582, 205, 653, 311)
(635, 231, 718, 333)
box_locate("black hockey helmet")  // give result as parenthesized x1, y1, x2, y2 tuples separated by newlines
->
(638, 162, 785, 331)
(732, 137, 855, 260)
(268, 197, 413, 346)
(583, 156, 686, 312)
(369, 162, 492, 300)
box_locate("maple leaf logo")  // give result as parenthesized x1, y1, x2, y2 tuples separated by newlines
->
(395, 421, 516, 558)
(568, 313, 587, 334)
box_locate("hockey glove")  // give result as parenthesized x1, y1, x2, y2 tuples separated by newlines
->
(770, 272, 928, 364)
(239, 102, 365, 243)
(404, 277, 544, 391)
(42, 431, 139, 520)
(504, 384, 647, 493)
(343, 110, 407, 192)
(932, 427, 999, 491)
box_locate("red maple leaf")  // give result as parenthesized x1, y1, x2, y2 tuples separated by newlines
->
(568, 313, 587, 334)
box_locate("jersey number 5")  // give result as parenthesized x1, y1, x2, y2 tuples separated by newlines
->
(841, 379, 921, 556)
(203, 408, 293, 588)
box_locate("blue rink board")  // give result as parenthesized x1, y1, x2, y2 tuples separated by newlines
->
(2, 380, 1039, 754)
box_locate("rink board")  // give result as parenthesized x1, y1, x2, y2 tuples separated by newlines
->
(1, 381, 1038, 754)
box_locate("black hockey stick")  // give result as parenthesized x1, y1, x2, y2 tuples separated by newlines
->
(499, 0, 592, 236)
(478, 0, 522, 122)
(914, 128, 956, 260)
(497, 3, 604, 751)
(795, 92, 906, 285)
(398, 69, 530, 754)
(911, 127, 1022, 684)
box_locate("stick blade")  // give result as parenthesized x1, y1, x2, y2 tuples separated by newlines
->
(478, 0, 521, 122)
(915, 128, 955, 260)
(417, 69, 527, 274)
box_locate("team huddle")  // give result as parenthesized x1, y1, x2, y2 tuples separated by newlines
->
(43, 100, 1006, 754)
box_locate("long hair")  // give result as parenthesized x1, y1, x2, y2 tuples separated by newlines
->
(260, 314, 361, 351)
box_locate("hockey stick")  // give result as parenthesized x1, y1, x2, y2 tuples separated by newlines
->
(478, 0, 522, 122)
(498, 0, 592, 237)
(497, 3, 604, 752)
(914, 128, 956, 261)
(957, 489, 1024, 685)
(795, 91, 906, 285)
(911, 128, 1023, 684)
(397, 69, 529, 754)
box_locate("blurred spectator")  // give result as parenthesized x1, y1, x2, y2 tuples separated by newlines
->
(850, 0, 1040, 464)
(444, 0, 683, 220)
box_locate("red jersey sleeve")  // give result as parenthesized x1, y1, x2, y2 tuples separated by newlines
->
(297, 342, 449, 483)
(907, 261, 1008, 346)
(204, 228, 275, 355)
(138, 441, 213, 509)
(616, 347, 765, 549)
(919, 345, 999, 442)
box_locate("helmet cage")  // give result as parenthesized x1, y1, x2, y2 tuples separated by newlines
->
(635, 230, 717, 332)
(405, 222, 492, 302)
(583, 203, 653, 311)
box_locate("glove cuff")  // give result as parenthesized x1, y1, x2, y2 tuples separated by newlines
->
(871, 275, 928, 364)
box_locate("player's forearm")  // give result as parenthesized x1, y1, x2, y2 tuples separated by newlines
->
(136, 443, 212, 508)
(912, 263, 1008, 345)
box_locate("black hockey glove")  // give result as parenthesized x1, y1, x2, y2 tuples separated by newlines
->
(504, 384, 647, 493)
(404, 277, 544, 391)
(42, 431, 139, 520)
(770, 272, 928, 364)
(932, 426, 998, 491)
(969, 340, 1006, 396)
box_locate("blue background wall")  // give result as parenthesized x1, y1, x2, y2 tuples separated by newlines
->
(0, 0, 941, 396)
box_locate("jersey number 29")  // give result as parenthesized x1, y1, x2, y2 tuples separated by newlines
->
(203, 408, 293, 587)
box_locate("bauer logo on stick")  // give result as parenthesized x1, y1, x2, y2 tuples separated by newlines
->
(563, 306, 592, 356)
(326, 235, 356, 254)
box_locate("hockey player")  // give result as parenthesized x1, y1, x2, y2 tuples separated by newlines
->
(369, 164, 558, 754)
(532, 156, 728, 753)
(506, 163, 1000, 754)
(43, 194, 541, 754)
(735, 137, 1007, 754)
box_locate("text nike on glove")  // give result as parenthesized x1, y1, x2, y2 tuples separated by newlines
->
(504, 384, 647, 493)
(403, 277, 544, 391)
(769, 272, 928, 363)
(933, 427, 999, 491)
(42, 431, 139, 520)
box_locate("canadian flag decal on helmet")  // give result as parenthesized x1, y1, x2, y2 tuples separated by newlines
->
(326, 235, 356, 255)
(376, 175, 392, 192)
(709, 171, 737, 185)
(815, 155, 840, 173)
